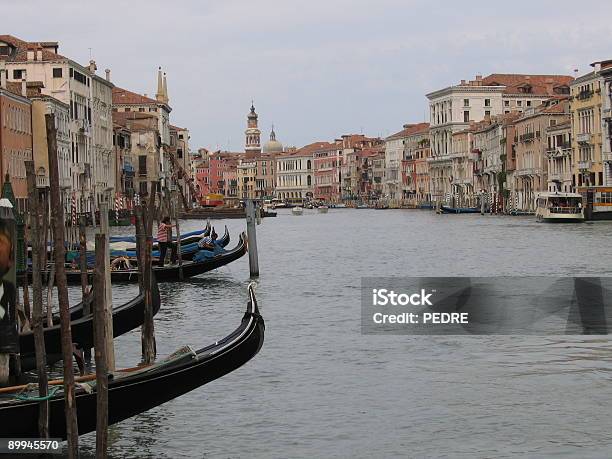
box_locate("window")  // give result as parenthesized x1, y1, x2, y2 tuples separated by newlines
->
(504, 100, 510, 107)
(463, 99, 469, 107)
(139, 181, 148, 194)
(517, 101, 523, 107)
(526, 100, 532, 107)
(485, 110, 491, 117)
(139, 107, 145, 112)
(177, 148, 183, 159)
(485, 99, 491, 107)
(125, 107, 131, 112)
(138, 155, 147, 175)
(0, 46, 10, 56)
(178, 134, 184, 140)
(13, 69, 24, 79)
(464, 111, 470, 122)
(52, 68, 63, 78)
(505, 110, 510, 114)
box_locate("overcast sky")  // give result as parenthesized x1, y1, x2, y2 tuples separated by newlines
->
(5, 0, 612, 150)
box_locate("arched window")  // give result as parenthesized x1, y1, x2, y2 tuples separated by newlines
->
(307, 159, 312, 170)
(307, 175, 312, 186)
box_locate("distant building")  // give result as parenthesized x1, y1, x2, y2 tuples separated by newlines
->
(0, 77, 31, 211)
(312, 142, 343, 202)
(570, 65, 604, 189)
(427, 73, 573, 204)
(0, 34, 115, 212)
(275, 148, 314, 203)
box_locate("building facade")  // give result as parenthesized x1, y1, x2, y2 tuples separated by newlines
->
(0, 78, 32, 211)
(427, 73, 573, 205)
(275, 151, 314, 202)
(0, 34, 115, 213)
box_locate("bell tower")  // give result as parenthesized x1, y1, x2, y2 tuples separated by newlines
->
(245, 102, 261, 158)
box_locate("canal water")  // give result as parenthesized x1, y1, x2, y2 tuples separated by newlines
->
(78, 209, 612, 458)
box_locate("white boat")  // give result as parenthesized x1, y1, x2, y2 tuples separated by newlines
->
(535, 192, 584, 222)
(317, 206, 329, 214)
(291, 207, 304, 216)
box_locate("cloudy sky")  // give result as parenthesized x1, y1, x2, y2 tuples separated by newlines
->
(5, 0, 612, 150)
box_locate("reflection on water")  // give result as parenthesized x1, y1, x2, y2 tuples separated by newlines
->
(70, 210, 612, 458)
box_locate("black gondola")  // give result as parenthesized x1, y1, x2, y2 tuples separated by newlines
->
(50, 232, 247, 284)
(18, 279, 161, 371)
(0, 284, 264, 439)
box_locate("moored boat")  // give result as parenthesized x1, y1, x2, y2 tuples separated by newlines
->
(19, 277, 161, 371)
(317, 206, 329, 214)
(440, 205, 480, 214)
(0, 284, 265, 439)
(535, 192, 584, 222)
(291, 207, 304, 216)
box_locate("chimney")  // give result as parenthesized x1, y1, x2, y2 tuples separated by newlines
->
(27, 49, 34, 61)
(105, 68, 111, 81)
(89, 59, 97, 74)
(592, 62, 602, 72)
(21, 78, 27, 97)
(36, 48, 43, 61)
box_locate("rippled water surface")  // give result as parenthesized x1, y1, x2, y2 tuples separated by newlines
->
(74, 209, 612, 458)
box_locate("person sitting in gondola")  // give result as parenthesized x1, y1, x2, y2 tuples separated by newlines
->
(157, 217, 178, 267)
(197, 229, 218, 251)
(110, 256, 132, 271)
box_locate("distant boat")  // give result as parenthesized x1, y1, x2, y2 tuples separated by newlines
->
(356, 204, 369, 209)
(535, 192, 584, 223)
(291, 207, 304, 216)
(332, 203, 346, 208)
(317, 206, 329, 214)
(440, 205, 480, 214)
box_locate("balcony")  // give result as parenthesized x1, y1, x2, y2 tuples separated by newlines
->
(577, 133, 592, 144)
(515, 168, 541, 177)
(578, 160, 592, 171)
(519, 132, 535, 143)
(603, 152, 612, 162)
(576, 89, 594, 100)
(603, 108, 612, 120)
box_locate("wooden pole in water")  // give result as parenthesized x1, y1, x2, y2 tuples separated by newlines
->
(39, 197, 52, 327)
(26, 160, 49, 438)
(93, 233, 109, 458)
(245, 199, 259, 277)
(46, 113, 79, 456)
(134, 205, 145, 291)
(79, 216, 91, 361)
(141, 184, 157, 363)
(98, 202, 115, 371)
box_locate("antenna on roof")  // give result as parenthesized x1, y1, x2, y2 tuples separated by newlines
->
(88, 48, 92, 60)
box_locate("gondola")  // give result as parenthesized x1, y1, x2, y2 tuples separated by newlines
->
(109, 221, 211, 247)
(0, 284, 264, 439)
(440, 205, 480, 214)
(107, 225, 228, 262)
(108, 232, 247, 283)
(18, 278, 161, 371)
(39, 232, 247, 285)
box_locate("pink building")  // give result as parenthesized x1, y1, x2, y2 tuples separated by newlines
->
(312, 142, 343, 202)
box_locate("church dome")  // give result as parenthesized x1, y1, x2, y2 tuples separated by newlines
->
(263, 126, 283, 153)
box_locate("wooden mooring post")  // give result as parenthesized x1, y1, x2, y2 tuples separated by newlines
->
(93, 233, 109, 458)
(46, 113, 79, 456)
(26, 161, 49, 438)
(141, 185, 157, 363)
(79, 216, 91, 361)
(98, 202, 115, 371)
(245, 200, 259, 277)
